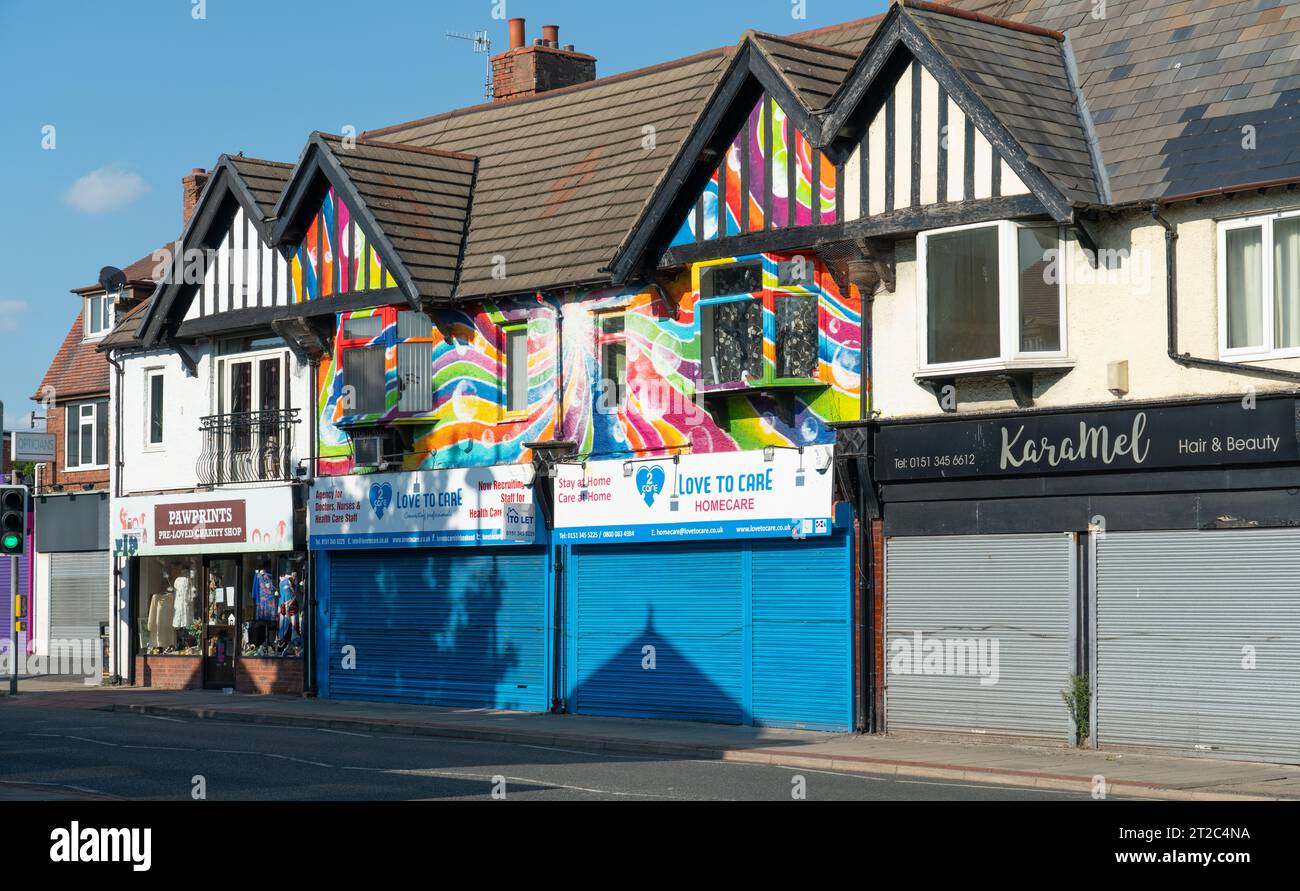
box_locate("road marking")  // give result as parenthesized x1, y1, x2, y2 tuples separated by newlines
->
(349, 766, 695, 800)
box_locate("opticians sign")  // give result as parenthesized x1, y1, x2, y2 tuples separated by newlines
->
(10, 431, 55, 462)
(308, 464, 537, 549)
(553, 446, 835, 543)
(876, 396, 1300, 482)
(112, 487, 294, 556)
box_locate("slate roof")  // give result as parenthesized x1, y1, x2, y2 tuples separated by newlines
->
(749, 32, 859, 111)
(363, 48, 731, 298)
(313, 133, 477, 302)
(927, 0, 1300, 204)
(226, 155, 293, 219)
(905, 3, 1104, 204)
(97, 296, 152, 353)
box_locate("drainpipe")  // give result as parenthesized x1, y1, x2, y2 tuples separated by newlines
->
(1151, 204, 1300, 383)
(105, 348, 127, 684)
(305, 357, 319, 697)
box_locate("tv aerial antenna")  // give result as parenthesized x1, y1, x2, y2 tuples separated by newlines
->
(446, 30, 494, 98)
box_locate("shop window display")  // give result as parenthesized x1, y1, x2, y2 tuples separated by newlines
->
(241, 554, 305, 658)
(137, 557, 203, 655)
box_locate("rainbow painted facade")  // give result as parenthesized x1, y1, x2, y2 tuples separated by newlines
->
(315, 253, 861, 475)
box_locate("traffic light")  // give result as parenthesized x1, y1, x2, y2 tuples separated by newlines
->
(0, 485, 27, 556)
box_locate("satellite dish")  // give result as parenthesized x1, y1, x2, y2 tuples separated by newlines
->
(98, 266, 127, 294)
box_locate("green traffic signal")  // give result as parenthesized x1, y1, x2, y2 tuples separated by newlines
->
(1, 533, 19, 551)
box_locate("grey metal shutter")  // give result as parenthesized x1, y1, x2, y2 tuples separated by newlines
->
(1094, 528, 1300, 763)
(886, 533, 1075, 740)
(49, 551, 109, 659)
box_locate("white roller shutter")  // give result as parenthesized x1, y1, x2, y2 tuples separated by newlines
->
(886, 533, 1075, 740)
(49, 551, 109, 664)
(1094, 528, 1300, 763)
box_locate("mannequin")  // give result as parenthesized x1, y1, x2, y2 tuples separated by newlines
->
(172, 564, 194, 629)
(277, 573, 299, 644)
(148, 585, 177, 650)
(253, 562, 277, 621)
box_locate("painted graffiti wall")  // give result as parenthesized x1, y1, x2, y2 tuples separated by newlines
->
(316, 253, 861, 475)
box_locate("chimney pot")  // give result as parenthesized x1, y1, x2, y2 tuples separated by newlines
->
(563, 43, 574, 52)
(533, 37, 543, 47)
(542, 24, 559, 46)
(508, 17, 525, 50)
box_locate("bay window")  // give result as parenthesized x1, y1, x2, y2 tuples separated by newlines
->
(696, 255, 823, 391)
(336, 307, 438, 422)
(918, 221, 1067, 373)
(1219, 211, 1300, 358)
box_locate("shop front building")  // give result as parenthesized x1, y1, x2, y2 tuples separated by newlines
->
(872, 395, 1300, 762)
(553, 446, 854, 731)
(309, 464, 549, 711)
(113, 486, 305, 693)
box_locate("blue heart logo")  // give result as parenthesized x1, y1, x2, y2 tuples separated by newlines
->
(369, 482, 393, 519)
(635, 465, 665, 507)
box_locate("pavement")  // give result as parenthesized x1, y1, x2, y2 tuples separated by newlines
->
(5, 683, 1299, 801)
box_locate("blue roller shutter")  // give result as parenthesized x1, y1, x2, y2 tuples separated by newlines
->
(327, 547, 548, 711)
(570, 541, 746, 724)
(751, 535, 852, 730)
(569, 534, 851, 730)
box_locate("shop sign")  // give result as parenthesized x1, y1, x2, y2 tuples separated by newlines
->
(308, 465, 536, 549)
(553, 446, 835, 544)
(112, 487, 294, 556)
(11, 431, 55, 462)
(876, 397, 1300, 482)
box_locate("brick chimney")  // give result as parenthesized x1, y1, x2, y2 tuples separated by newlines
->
(491, 19, 595, 102)
(182, 167, 209, 226)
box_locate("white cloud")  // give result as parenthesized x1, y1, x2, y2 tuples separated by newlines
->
(0, 299, 28, 332)
(64, 163, 149, 213)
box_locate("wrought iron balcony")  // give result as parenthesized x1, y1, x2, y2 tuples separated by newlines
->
(197, 409, 300, 485)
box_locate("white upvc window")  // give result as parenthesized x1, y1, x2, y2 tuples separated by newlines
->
(65, 400, 108, 471)
(144, 368, 166, 448)
(916, 220, 1070, 376)
(1218, 210, 1300, 360)
(84, 292, 112, 339)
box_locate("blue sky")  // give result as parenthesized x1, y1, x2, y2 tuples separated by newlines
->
(0, 0, 887, 429)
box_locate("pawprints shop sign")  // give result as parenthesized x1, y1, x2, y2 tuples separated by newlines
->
(308, 465, 537, 549)
(553, 446, 835, 543)
(112, 488, 293, 556)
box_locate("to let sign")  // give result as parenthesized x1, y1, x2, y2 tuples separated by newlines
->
(876, 397, 1300, 481)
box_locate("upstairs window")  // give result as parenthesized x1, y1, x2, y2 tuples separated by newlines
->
(596, 311, 627, 411)
(696, 256, 822, 391)
(503, 324, 529, 415)
(337, 311, 389, 419)
(918, 221, 1066, 373)
(66, 400, 108, 470)
(146, 370, 165, 447)
(1220, 211, 1300, 359)
(85, 292, 112, 339)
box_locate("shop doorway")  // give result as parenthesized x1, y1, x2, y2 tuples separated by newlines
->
(203, 557, 239, 689)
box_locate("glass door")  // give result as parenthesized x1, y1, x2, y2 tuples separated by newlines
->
(203, 557, 240, 689)
(220, 351, 287, 481)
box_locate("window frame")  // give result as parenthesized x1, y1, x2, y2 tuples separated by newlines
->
(595, 308, 628, 413)
(692, 254, 825, 394)
(144, 368, 166, 449)
(501, 322, 530, 419)
(915, 219, 1070, 377)
(64, 399, 108, 471)
(1217, 210, 1300, 361)
(84, 292, 112, 339)
(335, 308, 395, 423)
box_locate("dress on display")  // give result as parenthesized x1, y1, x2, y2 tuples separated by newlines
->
(172, 575, 194, 628)
(277, 575, 299, 643)
(148, 591, 177, 649)
(252, 569, 278, 621)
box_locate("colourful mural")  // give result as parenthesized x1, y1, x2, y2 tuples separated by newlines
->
(672, 95, 839, 247)
(291, 187, 397, 302)
(317, 253, 861, 475)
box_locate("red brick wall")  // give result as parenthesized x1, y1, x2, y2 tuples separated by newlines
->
(236, 658, 303, 696)
(135, 655, 201, 689)
(43, 401, 110, 492)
